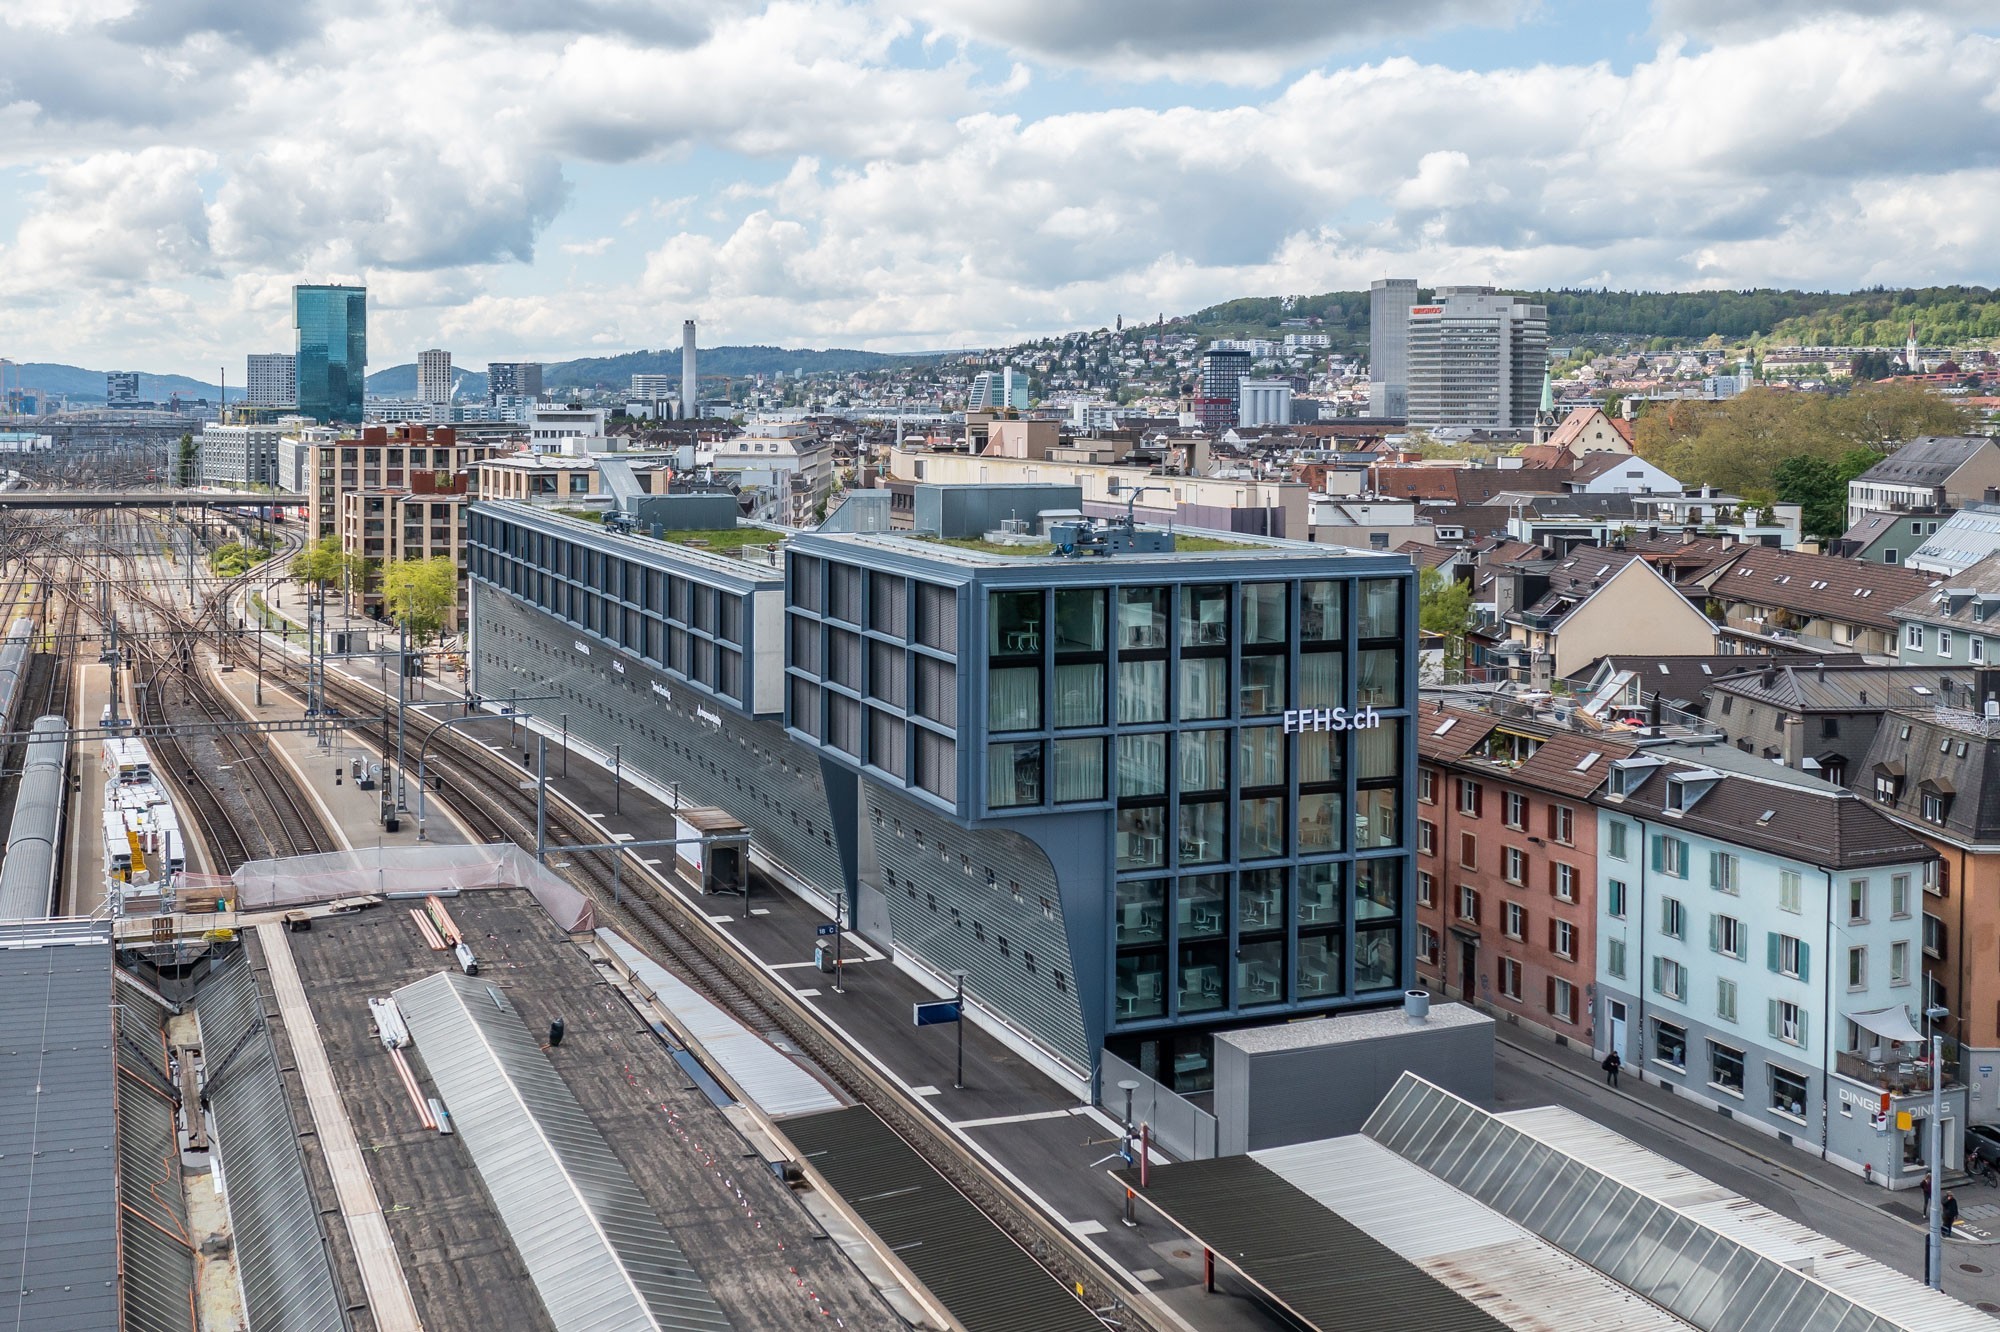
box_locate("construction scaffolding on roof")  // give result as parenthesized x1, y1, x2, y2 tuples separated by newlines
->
(230, 842, 594, 932)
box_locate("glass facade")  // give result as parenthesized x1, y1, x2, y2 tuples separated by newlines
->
(293, 284, 367, 423)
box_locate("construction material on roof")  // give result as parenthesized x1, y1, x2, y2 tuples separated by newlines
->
(596, 928, 844, 1119)
(781, 1104, 1106, 1332)
(195, 960, 348, 1332)
(393, 968, 730, 1332)
(0, 929, 119, 1332)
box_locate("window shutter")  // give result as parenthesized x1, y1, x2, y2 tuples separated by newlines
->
(1651, 836, 1663, 873)
(1548, 918, 1558, 952)
(1652, 956, 1663, 994)
(1709, 915, 1720, 953)
(1796, 941, 1810, 984)
(1472, 784, 1482, 816)
(1709, 851, 1721, 889)
(1767, 932, 1780, 973)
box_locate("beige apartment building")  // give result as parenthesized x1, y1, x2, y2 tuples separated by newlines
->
(298, 423, 502, 538)
(887, 422, 1309, 538)
(338, 481, 470, 626)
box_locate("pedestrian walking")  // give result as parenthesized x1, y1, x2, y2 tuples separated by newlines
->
(1602, 1050, 1622, 1087)
(1946, 1191, 1960, 1237)
(1923, 1174, 1934, 1210)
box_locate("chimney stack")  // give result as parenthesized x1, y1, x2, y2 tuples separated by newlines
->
(681, 319, 698, 421)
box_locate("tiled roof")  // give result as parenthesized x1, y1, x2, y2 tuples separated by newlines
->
(1417, 705, 1498, 761)
(1699, 546, 1939, 632)
(1896, 550, 2000, 626)
(1394, 540, 1460, 569)
(1414, 702, 1634, 795)
(1600, 751, 1939, 869)
(1565, 653, 1822, 708)
(1518, 548, 1659, 621)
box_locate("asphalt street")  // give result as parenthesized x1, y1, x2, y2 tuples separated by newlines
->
(1494, 1036, 2000, 1316)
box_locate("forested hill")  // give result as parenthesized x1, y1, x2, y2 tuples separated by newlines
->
(1174, 287, 1999, 350)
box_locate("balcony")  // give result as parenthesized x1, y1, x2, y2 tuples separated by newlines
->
(1836, 1047, 1956, 1095)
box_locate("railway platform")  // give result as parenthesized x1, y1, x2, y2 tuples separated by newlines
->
(446, 708, 1293, 1332)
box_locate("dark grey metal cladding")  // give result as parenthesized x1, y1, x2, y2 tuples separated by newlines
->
(117, 1060, 196, 1332)
(471, 587, 847, 904)
(0, 934, 119, 1332)
(782, 1105, 1105, 1332)
(1112, 1153, 1512, 1332)
(194, 961, 345, 1332)
(467, 502, 780, 719)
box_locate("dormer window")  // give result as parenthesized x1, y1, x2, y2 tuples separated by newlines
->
(1922, 786, 1953, 825)
(1664, 768, 1719, 813)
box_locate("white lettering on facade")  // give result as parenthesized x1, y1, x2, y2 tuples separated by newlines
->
(612, 660, 625, 675)
(651, 681, 672, 701)
(695, 706, 723, 729)
(1282, 706, 1384, 734)
(573, 639, 590, 656)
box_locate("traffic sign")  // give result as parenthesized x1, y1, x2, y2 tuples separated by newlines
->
(913, 1000, 962, 1027)
(816, 923, 838, 937)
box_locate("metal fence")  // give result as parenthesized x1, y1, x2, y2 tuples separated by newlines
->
(1098, 1048, 1217, 1161)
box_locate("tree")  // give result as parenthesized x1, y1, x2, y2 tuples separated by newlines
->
(380, 556, 457, 647)
(1419, 566, 1475, 675)
(176, 432, 196, 486)
(291, 535, 346, 588)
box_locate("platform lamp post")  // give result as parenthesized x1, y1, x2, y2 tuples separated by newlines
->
(953, 969, 967, 1090)
(1927, 1003, 1950, 1290)
(1118, 1078, 1141, 1226)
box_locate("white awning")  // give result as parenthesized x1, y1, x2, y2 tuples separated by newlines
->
(1851, 1005, 1925, 1044)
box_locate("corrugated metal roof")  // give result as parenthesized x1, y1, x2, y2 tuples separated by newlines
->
(1111, 1153, 1513, 1332)
(596, 929, 843, 1119)
(196, 961, 346, 1332)
(1253, 1136, 1694, 1331)
(0, 932, 118, 1332)
(1500, 1105, 1995, 1332)
(1365, 1074, 1988, 1332)
(117, 1066, 196, 1332)
(393, 969, 730, 1332)
(782, 1105, 1105, 1332)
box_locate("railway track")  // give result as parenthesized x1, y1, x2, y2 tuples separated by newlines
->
(254, 648, 1149, 1330)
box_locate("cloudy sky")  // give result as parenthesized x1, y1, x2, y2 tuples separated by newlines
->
(2, 0, 1995, 376)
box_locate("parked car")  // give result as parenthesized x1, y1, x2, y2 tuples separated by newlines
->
(1963, 1123, 2000, 1166)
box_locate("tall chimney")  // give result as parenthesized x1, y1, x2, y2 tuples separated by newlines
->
(681, 319, 698, 421)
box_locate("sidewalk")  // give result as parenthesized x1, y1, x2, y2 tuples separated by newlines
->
(1500, 1029, 2000, 1244)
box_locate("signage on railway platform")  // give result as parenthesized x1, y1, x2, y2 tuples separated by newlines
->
(913, 999, 962, 1027)
(816, 923, 838, 937)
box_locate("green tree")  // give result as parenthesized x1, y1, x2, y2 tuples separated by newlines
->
(176, 432, 196, 486)
(1772, 457, 1847, 541)
(1419, 566, 1475, 675)
(379, 556, 457, 647)
(291, 534, 346, 588)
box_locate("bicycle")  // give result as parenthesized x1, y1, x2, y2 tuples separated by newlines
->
(1968, 1153, 2000, 1187)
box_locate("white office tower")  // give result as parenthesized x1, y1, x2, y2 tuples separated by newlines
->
(1368, 277, 1418, 417)
(417, 349, 453, 404)
(245, 353, 297, 407)
(968, 368, 1030, 412)
(1405, 286, 1550, 431)
(1237, 379, 1294, 428)
(632, 373, 674, 398)
(682, 320, 698, 419)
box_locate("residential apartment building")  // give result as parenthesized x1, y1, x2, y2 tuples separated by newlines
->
(338, 473, 470, 624)
(1896, 556, 2000, 667)
(293, 283, 366, 424)
(1691, 547, 1938, 658)
(298, 424, 500, 538)
(416, 349, 452, 404)
(1833, 509, 1949, 566)
(1845, 435, 2000, 529)
(1904, 502, 2000, 576)
(466, 492, 1417, 1096)
(245, 353, 296, 408)
(1704, 662, 1966, 786)
(1415, 705, 1631, 1044)
(1405, 287, 1550, 431)
(1593, 746, 1950, 1182)
(472, 451, 682, 505)
(1495, 547, 1718, 685)
(1862, 697, 2000, 1125)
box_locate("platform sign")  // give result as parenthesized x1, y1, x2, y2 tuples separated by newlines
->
(913, 1000, 962, 1027)
(816, 923, 838, 937)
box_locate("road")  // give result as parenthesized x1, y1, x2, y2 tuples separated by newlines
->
(1495, 1036, 2000, 1316)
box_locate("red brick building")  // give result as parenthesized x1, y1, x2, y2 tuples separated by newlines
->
(1415, 702, 1634, 1043)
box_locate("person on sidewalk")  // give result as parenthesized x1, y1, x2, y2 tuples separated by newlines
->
(1945, 1191, 1960, 1237)
(1602, 1050, 1622, 1087)
(1924, 1174, 1934, 1211)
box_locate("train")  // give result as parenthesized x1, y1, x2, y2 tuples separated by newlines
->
(103, 736, 185, 894)
(0, 715, 67, 919)
(0, 616, 37, 726)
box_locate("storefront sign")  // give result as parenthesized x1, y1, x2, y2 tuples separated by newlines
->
(1283, 707, 1384, 734)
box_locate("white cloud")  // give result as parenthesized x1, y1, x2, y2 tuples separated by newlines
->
(561, 236, 615, 255)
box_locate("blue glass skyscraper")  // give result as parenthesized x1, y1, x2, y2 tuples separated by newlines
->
(293, 284, 366, 423)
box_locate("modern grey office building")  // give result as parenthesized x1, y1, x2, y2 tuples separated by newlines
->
(1368, 277, 1418, 418)
(466, 495, 1417, 1094)
(487, 361, 544, 404)
(1405, 286, 1550, 431)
